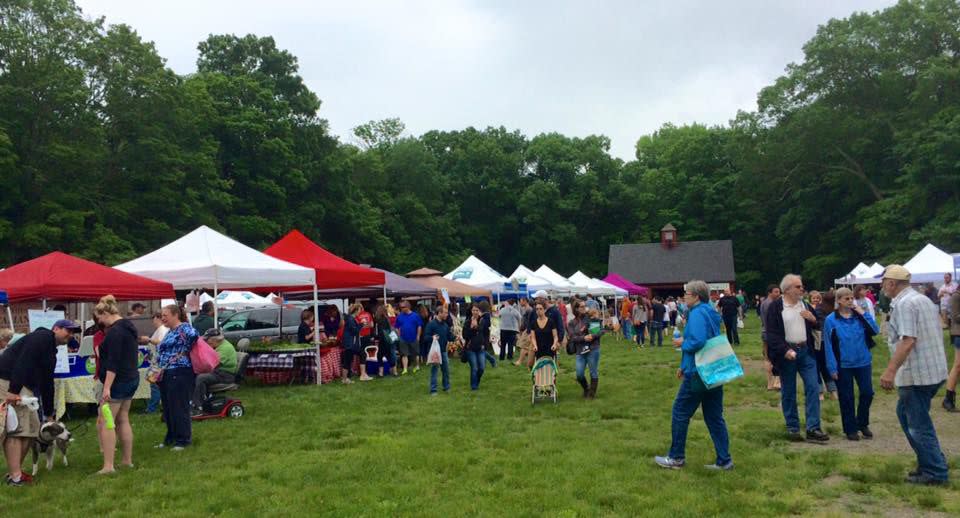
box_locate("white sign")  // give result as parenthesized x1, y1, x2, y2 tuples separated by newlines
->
(440, 288, 450, 305)
(28, 309, 64, 332)
(708, 283, 730, 291)
(54, 346, 69, 374)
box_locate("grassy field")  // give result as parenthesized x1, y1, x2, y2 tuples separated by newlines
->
(2, 318, 957, 516)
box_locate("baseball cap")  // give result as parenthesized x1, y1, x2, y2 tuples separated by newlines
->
(532, 290, 548, 299)
(203, 328, 224, 340)
(882, 264, 911, 281)
(53, 319, 81, 331)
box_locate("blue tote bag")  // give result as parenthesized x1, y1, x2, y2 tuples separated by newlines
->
(694, 320, 744, 389)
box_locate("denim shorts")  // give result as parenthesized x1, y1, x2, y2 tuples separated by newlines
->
(111, 377, 140, 400)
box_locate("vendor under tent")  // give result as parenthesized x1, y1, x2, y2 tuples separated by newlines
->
(114, 225, 323, 382)
(406, 268, 493, 300)
(903, 243, 955, 284)
(534, 265, 576, 295)
(263, 229, 385, 290)
(507, 265, 553, 293)
(444, 255, 509, 291)
(601, 273, 649, 296)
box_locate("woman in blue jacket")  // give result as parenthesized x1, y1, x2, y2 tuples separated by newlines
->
(823, 287, 879, 441)
(655, 280, 732, 471)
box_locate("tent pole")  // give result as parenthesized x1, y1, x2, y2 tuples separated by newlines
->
(313, 284, 321, 386)
(42, 298, 47, 311)
(79, 302, 85, 335)
(213, 283, 219, 329)
(277, 291, 283, 339)
(383, 285, 387, 306)
(6, 305, 13, 332)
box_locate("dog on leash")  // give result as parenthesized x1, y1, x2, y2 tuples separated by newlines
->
(31, 421, 72, 476)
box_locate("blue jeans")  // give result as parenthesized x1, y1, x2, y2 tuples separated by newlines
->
(634, 322, 645, 344)
(429, 350, 450, 393)
(649, 322, 663, 346)
(575, 348, 600, 380)
(465, 350, 485, 390)
(158, 367, 195, 447)
(837, 365, 873, 435)
(146, 383, 161, 413)
(779, 346, 821, 432)
(622, 320, 633, 340)
(485, 351, 498, 368)
(669, 375, 731, 465)
(897, 383, 949, 481)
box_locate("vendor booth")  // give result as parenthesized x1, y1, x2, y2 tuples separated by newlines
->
(406, 268, 493, 300)
(444, 255, 509, 292)
(903, 243, 954, 284)
(601, 273, 649, 297)
(534, 265, 576, 295)
(507, 265, 553, 294)
(0, 251, 175, 417)
(115, 226, 324, 384)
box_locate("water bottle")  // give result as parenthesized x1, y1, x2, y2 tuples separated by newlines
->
(101, 403, 115, 430)
(673, 328, 682, 342)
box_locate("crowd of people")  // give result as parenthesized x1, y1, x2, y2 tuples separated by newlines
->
(0, 265, 956, 487)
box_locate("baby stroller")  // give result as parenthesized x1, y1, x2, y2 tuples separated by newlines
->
(531, 356, 558, 405)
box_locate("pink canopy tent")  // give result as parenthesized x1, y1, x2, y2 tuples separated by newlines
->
(602, 273, 649, 296)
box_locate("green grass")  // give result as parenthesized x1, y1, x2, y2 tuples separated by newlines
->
(2, 318, 957, 516)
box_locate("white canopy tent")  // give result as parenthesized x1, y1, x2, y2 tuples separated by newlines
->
(834, 262, 871, 285)
(567, 271, 592, 295)
(903, 243, 954, 284)
(215, 290, 277, 309)
(534, 265, 575, 295)
(116, 226, 324, 383)
(590, 277, 629, 297)
(507, 265, 553, 293)
(445, 255, 509, 291)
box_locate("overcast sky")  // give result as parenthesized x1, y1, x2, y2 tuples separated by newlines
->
(76, 0, 896, 160)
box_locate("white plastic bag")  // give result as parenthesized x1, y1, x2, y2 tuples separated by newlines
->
(737, 318, 744, 329)
(426, 337, 442, 365)
(5, 403, 18, 433)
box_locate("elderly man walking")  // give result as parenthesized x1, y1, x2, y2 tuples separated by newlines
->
(879, 265, 949, 486)
(764, 274, 829, 443)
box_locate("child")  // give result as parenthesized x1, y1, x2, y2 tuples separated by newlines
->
(585, 309, 606, 354)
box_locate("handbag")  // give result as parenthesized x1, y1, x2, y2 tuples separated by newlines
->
(189, 336, 220, 374)
(694, 317, 744, 389)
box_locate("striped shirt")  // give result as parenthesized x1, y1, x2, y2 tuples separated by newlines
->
(887, 287, 948, 387)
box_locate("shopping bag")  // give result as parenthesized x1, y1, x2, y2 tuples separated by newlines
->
(737, 318, 744, 329)
(189, 337, 220, 374)
(694, 334, 744, 389)
(4, 402, 18, 434)
(426, 337, 442, 365)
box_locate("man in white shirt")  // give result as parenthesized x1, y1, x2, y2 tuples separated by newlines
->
(763, 274, 828, 443)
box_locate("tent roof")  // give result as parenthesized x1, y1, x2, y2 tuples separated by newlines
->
(214, 290, 276, 309)
(115, 226, 315, 290)
(406, 267, 443, 278)
(295, 267, 435, 299)
(0, 252, 175, 303)
(567, 271, 627, 296)
(404, 273, 492, 299)
(534, 265, 575, 291)
(444, 255, 508, 290)
(264, 230, 384, 290)
(602, 273, 649, 296)
(507, 265, 553, 291)
(903, 243, 954, 283)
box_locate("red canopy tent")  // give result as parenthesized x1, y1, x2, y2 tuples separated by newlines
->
(0, 251, 175, 303)
(263, 230, 385, 290)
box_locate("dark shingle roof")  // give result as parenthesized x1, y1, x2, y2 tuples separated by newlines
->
(608, 240, 735, 285)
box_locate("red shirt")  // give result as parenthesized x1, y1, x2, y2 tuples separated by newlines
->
(357, 311, 373, 337)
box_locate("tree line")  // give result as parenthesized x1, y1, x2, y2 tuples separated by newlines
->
(1, 0, 958, 295)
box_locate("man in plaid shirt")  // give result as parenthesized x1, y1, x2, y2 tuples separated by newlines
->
(879, 265, 949, 486)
